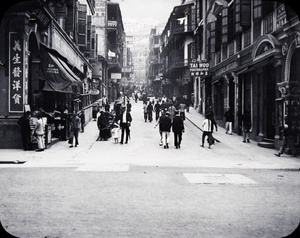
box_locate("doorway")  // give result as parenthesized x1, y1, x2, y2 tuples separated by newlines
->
(28, 33, 43, 111)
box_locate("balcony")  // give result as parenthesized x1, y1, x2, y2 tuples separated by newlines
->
(165, 56, 189, 74)
(173, 23, 193, 35)
(150, 55, 162, 65)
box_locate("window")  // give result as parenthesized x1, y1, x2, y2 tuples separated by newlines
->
(222, 8, 228, 44)
(253, 0, 262, 19)
(254, 0, 274, 19)
(228, 2, 234, 42)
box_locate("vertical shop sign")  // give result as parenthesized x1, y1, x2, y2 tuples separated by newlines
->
(9, 32, 24, 112)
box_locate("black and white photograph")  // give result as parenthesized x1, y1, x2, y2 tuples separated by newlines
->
(0, 0, 300, 237)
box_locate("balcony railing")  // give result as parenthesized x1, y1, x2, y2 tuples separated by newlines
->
(166, 57, 189, 72)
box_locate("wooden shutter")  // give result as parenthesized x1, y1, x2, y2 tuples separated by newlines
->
(235, 0, 241, 33)
(222, 8, 228, 44)
(235, 0, 251, 32)
(210, 22, 216, 53)
(240, 0, 251, 29)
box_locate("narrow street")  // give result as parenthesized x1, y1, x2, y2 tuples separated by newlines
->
(0, 100, 300, 238)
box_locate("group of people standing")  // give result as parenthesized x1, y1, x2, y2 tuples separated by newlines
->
(95, 99, 132, 145)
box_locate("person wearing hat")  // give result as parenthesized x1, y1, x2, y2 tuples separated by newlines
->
(160, 111, 172, 149)
(120, 105, 132, 144)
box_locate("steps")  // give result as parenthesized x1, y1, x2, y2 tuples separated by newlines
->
(257, 138, 275, 149)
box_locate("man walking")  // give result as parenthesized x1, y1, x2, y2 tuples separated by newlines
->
(201, 115, 213, 149)
(172, 111, 184, 149)
(120, 106, 132, 144)
(154, 100, 161, 122)
(160, 111, 172, 149)
(224, 107, 234, 135)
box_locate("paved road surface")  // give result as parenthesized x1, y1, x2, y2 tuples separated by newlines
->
(0, 100, 299, 237)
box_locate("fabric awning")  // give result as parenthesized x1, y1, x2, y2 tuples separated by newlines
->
(42, 50, 81, 94)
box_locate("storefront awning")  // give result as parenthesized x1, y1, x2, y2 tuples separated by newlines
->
(41, 47, 81, 94)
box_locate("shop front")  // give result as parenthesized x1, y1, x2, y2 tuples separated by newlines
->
(0, 3, 92, 148)
(276, 30, 300, 152)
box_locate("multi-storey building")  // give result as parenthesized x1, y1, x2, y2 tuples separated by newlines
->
(147, 28, 163, 97)
(195, 0, 300, 149)
(131, 35, 149, 91)
(93, 0, 125, 101)
(0, 0, 96, 148)
(160, 0, 195, 99)
(121, 35, 134, 95)
(157, 0, 300, 150)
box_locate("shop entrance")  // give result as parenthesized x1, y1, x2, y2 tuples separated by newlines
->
(290, 48, 300, 83)
(28, 33, 43, 111)
(264, 64, 276, 140)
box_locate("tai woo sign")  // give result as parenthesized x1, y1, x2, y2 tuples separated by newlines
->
(190, 60, 210, 77)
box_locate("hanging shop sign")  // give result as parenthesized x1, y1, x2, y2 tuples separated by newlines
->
(111, 73, 122, 79)
(190, 60, 210, 77)
(9, 32, 24, 113)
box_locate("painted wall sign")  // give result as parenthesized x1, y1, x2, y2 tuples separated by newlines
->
(190, 61, 210, 77)
(9, 32, 24, 112)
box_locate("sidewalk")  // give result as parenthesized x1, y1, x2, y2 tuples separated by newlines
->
(1, 103, 300, 170)
(185, 106, 300, 169)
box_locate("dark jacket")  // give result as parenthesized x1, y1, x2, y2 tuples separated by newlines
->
(241, 112, 251, 130)
(172, 115, 184, 133)
(120, 111, 132, 125)
(160, 115, 172, 132)
(147, 103, 153, 113)
(97, 113, 108, 129)
(224, 110, 234, 122)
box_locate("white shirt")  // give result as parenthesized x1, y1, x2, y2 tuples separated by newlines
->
(122, 111, 127, 123)
(35, 118, 44, 135)
(201, 119, 211, 132)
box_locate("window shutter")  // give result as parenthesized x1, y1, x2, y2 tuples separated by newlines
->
(240, 0, 251, 29)
(222, 8, 228, 44)
(235, 0, 242, 33)
(253, 0, 263, 19)
(235, 0, 251, 32)
(210, 22, 216, 53)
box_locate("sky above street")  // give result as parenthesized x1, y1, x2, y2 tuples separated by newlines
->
(112, 0, 182, 34)
(113, 0, 181, 22)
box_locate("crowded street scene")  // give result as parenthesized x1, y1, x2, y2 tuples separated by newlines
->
(1, 0, 300, 237)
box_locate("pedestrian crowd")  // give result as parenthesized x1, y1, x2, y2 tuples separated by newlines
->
(17, 93, 298, 158)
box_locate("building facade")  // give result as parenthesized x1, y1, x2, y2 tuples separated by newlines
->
(0, 0, 97, 148)
(160, 0, 195, 99)
(201, 0, 300, 150)
(150, 0, 300, 150)
(147, 28, 163, 97)
(93, 0, 125, 102)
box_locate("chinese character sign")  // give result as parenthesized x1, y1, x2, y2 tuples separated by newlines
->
(190, 61, 210, 77)
(9, 33, 24, 112)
